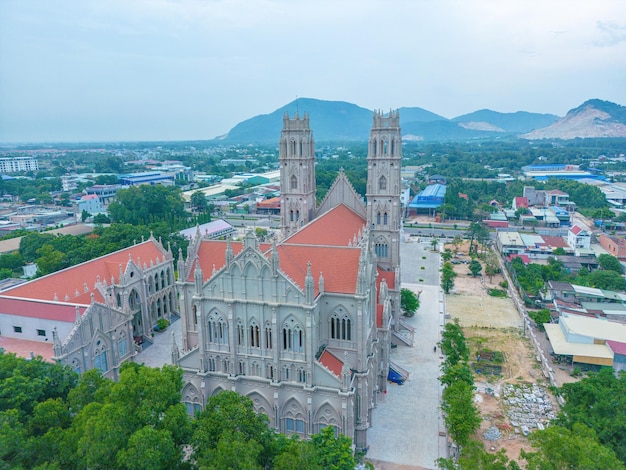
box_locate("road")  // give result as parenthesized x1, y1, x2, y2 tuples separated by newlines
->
(367, 238, 446, 469)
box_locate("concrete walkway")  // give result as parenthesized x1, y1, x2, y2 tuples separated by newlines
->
(133, 316, 182, 368)
(367, 239, 446, 469)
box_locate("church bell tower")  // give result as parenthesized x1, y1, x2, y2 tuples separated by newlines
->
(366, 110, 401, 272)
(279, 113, 316, 238)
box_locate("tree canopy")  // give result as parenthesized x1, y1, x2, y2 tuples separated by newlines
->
(401, 288, 420, 317)
(0, 355, 360, 470)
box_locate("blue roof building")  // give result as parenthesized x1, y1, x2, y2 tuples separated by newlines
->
(408, 184, 446, 213)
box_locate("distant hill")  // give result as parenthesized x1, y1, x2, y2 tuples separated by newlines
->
(522, 99, 626, 140)
(214, 98, 626, 143)
(452, 109, 559, 133)
(218, 98, 373, 143)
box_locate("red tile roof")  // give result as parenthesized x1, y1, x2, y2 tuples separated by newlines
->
(192, 241, 272, 282)
(540, 236, 570, 249)
(0, 297, 87, 322)
(514, 197, 528, 208)
(0, 336, 55, 362)
(284, 204, 365, 246)
(377, 269, 396, 291)
(277, 245, 360, 295)
(569, 225, 585, 235)
(2, 240, 167, 304)
(319, 349, 343, 377)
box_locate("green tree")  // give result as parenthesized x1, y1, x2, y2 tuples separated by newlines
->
(441, 261, 457, 294)
(440, 320, 469, 367)
(522, 424, 625, 470)
(93, 213, 111, 224)
(528, 309, 552, 331)
(191, 391, 276, 469)
(431, 238, 439, 251)
(274, 437, 321, 470)
(583, 269, 625, 291)
(465, 222, 488, 255)
(597, 253, 624, 274)
(190, 190, 208, 213)
(468, 259, 482, 277)
(81, 209, 92, 222)
(441, 380, 481, 447)
(108, 185, 186, 227)
(311, 426, 356, 470)
(442, 249, 452, 262)
(401, 288, 420, 317)
(556, 368, 626, 462)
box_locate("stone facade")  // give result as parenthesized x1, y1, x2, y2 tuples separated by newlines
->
(174, 111, 402, 448)
(0, 236, 176, 380)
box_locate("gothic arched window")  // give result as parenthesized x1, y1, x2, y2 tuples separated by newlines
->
(384, 212, 388, 225)
(250, 321, 260, 348)
(282, 319, 304, 353)
(237, 320, 245, 346)
(379, 175, 387, 191)
(264, 322, 273, 350)
(290, 175, 298, 190)
(330, 311, 352, 341)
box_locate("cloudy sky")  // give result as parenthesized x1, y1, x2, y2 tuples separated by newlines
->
(1, 0, 625, 143)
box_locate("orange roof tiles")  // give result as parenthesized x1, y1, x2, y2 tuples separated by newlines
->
(192, 241, 272, 282)
(319, 349, 343, 377)
(0, 336, 55, 362)
(0, 297, 87, 322)
(3, 240, 166, 304)
(377, 269, 396, 291)
(285, 204, 366, 246)
(277, 245, 360, 295)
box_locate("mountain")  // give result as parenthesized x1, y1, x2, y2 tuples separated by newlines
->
(218, 98, 373, 143)
(452, 109, 559, 133)
(214, 98, 626, 143)
(521, 99, 626, 140)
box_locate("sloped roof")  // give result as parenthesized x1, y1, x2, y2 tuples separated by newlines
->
(0, 336, 55, 362)
(285, 204, 365, 246)
(2, 239, 167, 304)
(569, 224, 585, 235)
(319, 349, 343, 377)
(0, 297, 87, 322)
(276, 244, 360, 295)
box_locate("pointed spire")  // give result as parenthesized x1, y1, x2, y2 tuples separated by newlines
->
(52, 327, 62, 356)
(194, 256, 203, 294)
(271, 240, 279, 275)
(319, 272, 325, 295)
(75, 306, 81, 323)
(305, 261, 314, 304)
(225, 238, 234, 267)
(171, 330, 180, 363)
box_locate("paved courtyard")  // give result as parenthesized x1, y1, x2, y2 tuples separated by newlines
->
(367, 238, 446, 469)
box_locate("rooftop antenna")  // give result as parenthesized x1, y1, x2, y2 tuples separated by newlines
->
(295, 95, 299, 115)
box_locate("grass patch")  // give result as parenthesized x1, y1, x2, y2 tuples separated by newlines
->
(487, 288, 508, 298)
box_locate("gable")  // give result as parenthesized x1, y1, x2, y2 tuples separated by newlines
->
(316, 171, 366, 219)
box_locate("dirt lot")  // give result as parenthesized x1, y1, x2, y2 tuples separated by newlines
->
(443, 241, 561, 463)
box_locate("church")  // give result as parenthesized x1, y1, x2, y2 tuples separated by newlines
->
(174, 110, 402, 447)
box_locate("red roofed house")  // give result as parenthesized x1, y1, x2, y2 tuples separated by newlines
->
(174, 111, 401, 448)
(512, 196, 528, 210)
(567, 224, 591, 250)
(0, 236, 175, 379)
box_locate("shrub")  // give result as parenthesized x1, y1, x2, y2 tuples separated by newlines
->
(155, 318, 170, 331)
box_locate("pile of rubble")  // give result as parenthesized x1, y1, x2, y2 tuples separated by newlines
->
(482, 426, 502, 441)
(502, 383, 557, 436)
